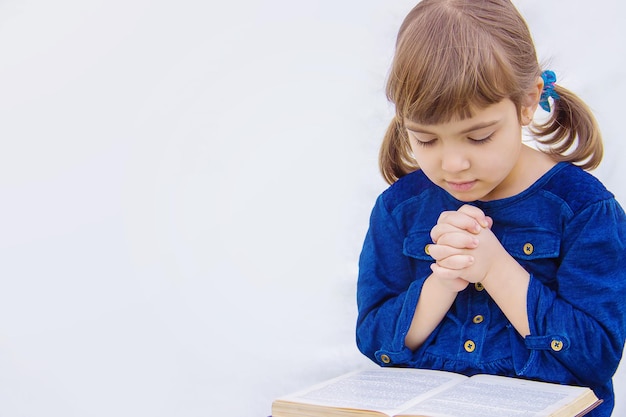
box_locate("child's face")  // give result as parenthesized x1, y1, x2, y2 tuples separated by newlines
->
(405, 99, 527, 202)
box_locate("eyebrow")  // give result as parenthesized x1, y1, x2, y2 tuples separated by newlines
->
(405, 120, 500, 135)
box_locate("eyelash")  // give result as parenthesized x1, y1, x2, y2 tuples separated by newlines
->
(414, 139, 436, 147)
(469, 134, 494, 144)
(413, 134, 494, 147)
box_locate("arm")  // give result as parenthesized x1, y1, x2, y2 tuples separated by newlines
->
(404, 274, 459, 350)
(516, 200, 626, 387)
(479, 250, 530, 337)
(357, 195, 447, 365)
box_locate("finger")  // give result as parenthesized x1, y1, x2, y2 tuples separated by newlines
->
(430, 222, 468, 243)
(435, 254, 475, 270)
(485, 216, 493, 229)
(430, 262, 468, 281)
(458, 204, 490, 228)
(426, 242, 460, 262)
(434, 232, 479, 250)
(435, 211, 483, 238)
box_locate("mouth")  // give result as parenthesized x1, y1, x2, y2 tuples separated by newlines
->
(445, 180, 477, 192)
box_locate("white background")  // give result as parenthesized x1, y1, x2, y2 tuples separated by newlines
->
(0, 1, 624, 416)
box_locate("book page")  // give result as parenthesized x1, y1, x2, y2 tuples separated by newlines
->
(277, 368, 467, 415)
(397, 374, 594, 417)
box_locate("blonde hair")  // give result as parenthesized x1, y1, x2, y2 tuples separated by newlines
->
(380, 0, 603, 184)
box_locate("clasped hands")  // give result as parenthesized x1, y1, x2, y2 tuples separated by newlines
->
(427, 204, 506, 292)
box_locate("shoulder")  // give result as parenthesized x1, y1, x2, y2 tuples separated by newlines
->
(379, 169, 440, 212)
(540, 163, 615, 213)
(369, 170, 458, 234)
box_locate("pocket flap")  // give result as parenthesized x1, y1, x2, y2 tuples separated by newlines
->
(501, 228, 560, 259)
(403, 230, 434, 261)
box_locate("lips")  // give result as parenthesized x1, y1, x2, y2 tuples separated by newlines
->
(446, 180, 476, 192)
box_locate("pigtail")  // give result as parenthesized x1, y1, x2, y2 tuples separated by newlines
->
(379, 117, 419, 185)
(531, 84, 603, 170)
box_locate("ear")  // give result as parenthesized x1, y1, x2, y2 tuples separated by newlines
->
(520, 76, 544, 126)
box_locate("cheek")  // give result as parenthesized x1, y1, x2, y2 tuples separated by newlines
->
(408, 142, 421, 160)
(498, 132, 524, 161)
(412, 151, 442, 182)
(481, 139, 523, 174)
(409, 146, 433, 168)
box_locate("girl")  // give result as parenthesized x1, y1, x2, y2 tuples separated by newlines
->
(355, 1, 626, 416)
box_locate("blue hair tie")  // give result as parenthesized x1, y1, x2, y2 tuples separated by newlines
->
(539, 70, 559, 112)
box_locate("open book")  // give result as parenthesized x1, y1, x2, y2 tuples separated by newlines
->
(271, 368, 601, 417)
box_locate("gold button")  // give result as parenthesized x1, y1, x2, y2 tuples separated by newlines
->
(380, 354, 391, 364)
(424, 244, 431, 255)
(464, 340, 476, 353)
(550, 340, 563, 352)
(523, 243, 534, 255)
(474, 282, 484, 291)
(472, 315, 484, 324)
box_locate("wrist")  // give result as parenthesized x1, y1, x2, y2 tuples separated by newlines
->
(479, 253, 531, 337)
(427, 271, 470, 294)
(481, 252, 529, 291)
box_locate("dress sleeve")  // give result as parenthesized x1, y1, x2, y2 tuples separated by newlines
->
(355, 195, 427, 366)
(511, 198, 626, 387)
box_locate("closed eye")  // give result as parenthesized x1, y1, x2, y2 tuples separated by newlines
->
(468, 134, 494, 144)
(406, 130, 437, 147)
(413, 138, 437, 147)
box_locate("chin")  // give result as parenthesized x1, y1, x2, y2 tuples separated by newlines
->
(443, 187, 482, 202)
(452, 194, 480, 203)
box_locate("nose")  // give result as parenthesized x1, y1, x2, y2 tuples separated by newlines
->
(440, 146, 470, 173)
